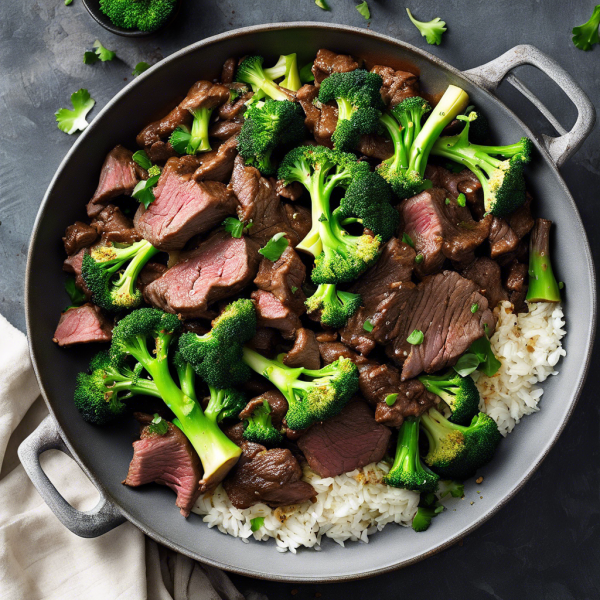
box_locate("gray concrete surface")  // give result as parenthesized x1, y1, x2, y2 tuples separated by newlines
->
(1, 0, 599, 597)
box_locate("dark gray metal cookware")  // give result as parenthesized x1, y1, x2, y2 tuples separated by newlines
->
(19, 23, 596, 582)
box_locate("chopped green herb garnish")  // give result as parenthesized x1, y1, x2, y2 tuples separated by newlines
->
(402, 233, 415, 248)
(147, 414, 168, 435)
(406, 8, 447, 45)
(84, 40, 116, 64)
(315, 0, 330, 10)
(250, 516, 265, 532)
(64, 276, 86, 309)
(291, 286, 298, 294)
(572, 5, 600, 51)
(65, 0, 73, 5)
(445, 198, 451, 205)
(453, 353, 481, 377)
(222, 217, 253, 239)
(415, 253, 424, 264)
(133, 62, 151, 77)
(385, 393, 398, 406)
(445, 161, 464, 174)
(558, 281, 565, 289)
(55, 89, 95, 135)
(470, 303, 479, 313)
(356, 0, 370, 19)
(259, 232, 289, 262)
(456, 193, 467, 207)
(407, 329, 424, 345)
(132, 174, 160, 209)
(363, 320, 374, 332)
(300, 63, 315, 83)
(132, 150, 153, 170)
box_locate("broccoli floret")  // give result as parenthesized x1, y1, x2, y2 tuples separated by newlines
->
(109, 308, 242, 489)
(204, 386, 247, 423)
(242, 399, 284, 446)
(431, 111, 533, 217)
(412, 504, 444, 532)
(383, 417, 440, 493)
(406, 8, 447, 45)
(235, 56, 293, 101)
(278, 146, 396, 282)
(177, 299, 257, 389)
(241, 348, 359, 430)
(98, 0, 176, 32)
(420, 407, 502, 480)
(169, 105, 213, 155)
(81, 240, 159, 312)
(305, 283, 361, 328)
(572, 5, 600, 51)
(378, 86, 469, 198)
(418, 370, 481, 425)
(526, 218, 561, 302)
(74, 350, 161, 425)
(237, 100, 305, 175)
(263, 53, 302, 92)
(318, 70, 384, 151)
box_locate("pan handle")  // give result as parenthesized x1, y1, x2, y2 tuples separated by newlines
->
(18, 415, 125, 538)
(463, 44, 595, 167)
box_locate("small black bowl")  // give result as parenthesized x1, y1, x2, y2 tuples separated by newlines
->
(82, 0, 182, 37)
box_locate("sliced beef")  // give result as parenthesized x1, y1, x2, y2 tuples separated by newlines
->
(209, 119, 243, 141)
(357, 134, 394, 160)
(63, 222, 98, 256)
(217, 90, 254, 120)
(146, 141, 178, 163)
(283, 328, 320, 370)
(462, 257, 508, 310)
(254, 246, 306, 313)
(222, 421, 246, 446)
(296, 84, 337, 147)
(192, 136, 238, 182)
(223, 442, 315, 509)
(137, 105, 191, 149)
(284, 202, 312, 244)
(400, 187, 490, 276)
(505, 261, 529, 313)
(370, 65, 420, 106)
(53, 304, 113, 347)
(63, 249, 91, 298)
(230, 156, 311, 247)
(221, 58, 237, 84)
(318, 342, 437, 427)
(134, 157, 237, 251)
(340, 238, 416, 355)
(238, 390, 289, 429)
(372, 271, 495, 379)
(297, 400, 391, 478)
(276, 179, 304, 202)
(136, 262, 168, 293)
(247, 327, 281, 358)
(91, 205, 141, 245)
(251, 290, 301, 340)
(179, 80, 230, 113)
(425, 165, 483, 206)
(489, 216, 520, 259)
(123, 413, 202, 517)
(87, 146, 141, 218)
(509, 195, 535, 238)
(144, 230, 259, 318)
(311, 49, 361, 85)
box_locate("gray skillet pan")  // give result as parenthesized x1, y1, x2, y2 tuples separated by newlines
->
(18, 23, 596, 582)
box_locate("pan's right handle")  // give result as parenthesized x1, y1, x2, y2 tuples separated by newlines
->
(464, 44, 595, 167)
(18, 415, 125, 538)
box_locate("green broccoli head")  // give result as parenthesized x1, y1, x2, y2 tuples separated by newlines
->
(74, 350, 159, 425)
(241, 348, 359, 431)
(305, 283, 361, 328)
(238, 99, 305, 175)
(419, 370, 480, 425)
(177, 299, 257, 389)
(383, 417, 440, 493)
(235, 56, 291, 101)
(242, 399, 284, 446)
(98, 0, 177, 32)
(81, 240, 159, 312)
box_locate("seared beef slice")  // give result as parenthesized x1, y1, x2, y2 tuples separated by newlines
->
(462, 257, 508, 310)
(135, 157, 238, 251)
(297, 400, 390, 478)
(144, 230, 260, 318)
(223, 442, 314, 509)
(53, 304, 113, 347)
(123, 413, 202, 517)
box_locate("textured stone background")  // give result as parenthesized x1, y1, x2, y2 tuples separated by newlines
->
(1, 1, 599, 598)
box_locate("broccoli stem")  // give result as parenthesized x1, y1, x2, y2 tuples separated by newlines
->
(242, 346, 304, 398)
(526, 219, 561, 302)
(336, 97, 355, 122)
(379, 112, 409, 172)
(245, 69, 290, 101)
(390, 417, 420, 474)
(188, 107, 212, 153)
(113, 241, 159, 299)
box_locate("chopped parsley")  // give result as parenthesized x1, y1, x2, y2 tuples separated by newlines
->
(64, 276, 86, 309)
(402, 232, 415, 248)
(55, 89, 95, 135)
(132, 150, 153, 170)
(132, 173, 161, 209)
(250, 517, 265, 532)
(415, 253, 424, 264)
(445, 198, 451, 205)
(259, 232, 289, 261)
(356, 1, 370, 20)
(363, 320, 374, 332)
(291, 286, 298, 294)
(133, 62, 151, 77)
(456, 193, 467, 207)
(470, 303, 479, 313)
(406, 8, 447, 45)
(315, 0, 330, 10)
(147, 414, 168, 435)
(385, 393, 398, 406)
(222, 217, 252, 239)
(83, 40, 116, 64)
(407, 329, 424, 345)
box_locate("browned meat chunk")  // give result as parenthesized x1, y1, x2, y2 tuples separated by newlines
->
(223, 442, 315, 509)
(370, 65, 420, 106)
(146, 141, 178, 163)
(254, 246, 306, 314)
(505, 261, 529, 313)
(87, 146, 140, 217)
(312, 49, 361, 85)
(356, 134, 394, 160)
(137, 105, 191, 149)
(222, 421, 246, 446)
(230, 156, 311, 247)
(372, 271, 495, 379)
(136, 262, 168, 293)
(218, 90, 254, 120)
(91, 205, 141, 245)
(283, 328, 321, 370)
(221, 58, 237, 84)
(296, 84, 337, 147)
(191, 136, 238, 182)
(144, 230, 260, 318)
(425, 165, 483, 206)
(209, 120, 243, 141)
(489, 216, 519, 259)
(341, 238, 415, 355)
(462, 257, 508, 310)
(247, 327, 281, 357)
(400, 188, 490, 276)
(297, 400, 391, 478)
(179, 80, 231, 113)
(238, 390, 289, 430)
(63, 222, 98, 256)
(276, 179, 304, 201)
(134, 157, 237, 251)
(53, 304, 113, 347)
(123, 413, 202, 517)
(251, 290, 301, 340)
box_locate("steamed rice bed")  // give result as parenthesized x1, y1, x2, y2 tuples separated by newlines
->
(192, 301, 566, 551)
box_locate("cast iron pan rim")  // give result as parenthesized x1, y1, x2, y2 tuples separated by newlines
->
(25, 22, 597, 582)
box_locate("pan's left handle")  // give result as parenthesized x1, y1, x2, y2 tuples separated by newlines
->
(18, 415, 125, 538)
(464, 44, 595, 167)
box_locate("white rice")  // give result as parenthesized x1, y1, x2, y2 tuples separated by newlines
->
(192, 300, 566, 550)
(473, 301, 566, 436)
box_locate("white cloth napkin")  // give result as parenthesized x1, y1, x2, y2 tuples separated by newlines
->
(0, 314, 265, 600)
